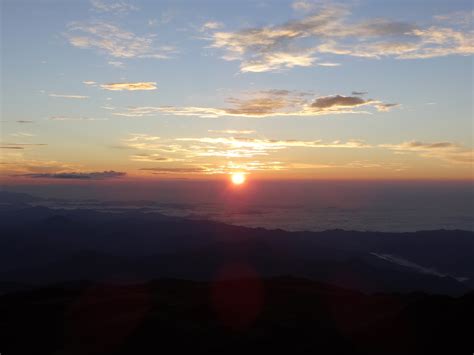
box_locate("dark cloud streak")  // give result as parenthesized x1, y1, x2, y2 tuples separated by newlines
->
(21, 171, 126, 180)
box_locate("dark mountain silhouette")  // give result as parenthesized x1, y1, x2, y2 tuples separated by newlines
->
(0, 278, 472, 355)
(0, 191, 473, 295)
(1, 191, 473, 354)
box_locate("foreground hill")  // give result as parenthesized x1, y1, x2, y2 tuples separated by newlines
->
(1, 277, 473, 355)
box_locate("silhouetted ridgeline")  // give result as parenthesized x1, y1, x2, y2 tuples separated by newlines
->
(0, 190, 473, 295)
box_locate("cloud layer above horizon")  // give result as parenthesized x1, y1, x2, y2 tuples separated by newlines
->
(0, 0, 472, 181)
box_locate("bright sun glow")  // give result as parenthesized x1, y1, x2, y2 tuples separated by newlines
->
(231, 173, 246, 185)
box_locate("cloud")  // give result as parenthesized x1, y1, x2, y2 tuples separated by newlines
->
(140, 160, 339, 175)
(177, 136, 370, 149)
(10, 132, 35, 138)
(122, 133, 370, 163)
(310, 95, 399, 113)
(0, 160, 78, 176)
(16, 120, 34, 124)
(205, 161, 288, 174)
(113, 90, 397, 118)
(209, 3, 474, 72)
(108, 60, 125, 68)
(90, 0, 138, 13)
(0, 143, 47, 149)
(381, 141, 473, 164)
(201, 21, 224, 31)
(292, 1, 315, 12)
(374, 103, 400, 111)
(120, 134, 472, 175)
(66, 21, 175, 59)
(140, 167, 208, 174)
(139, 162, 293, 175)
(175, 137, 370, 158)
(157, 9, 176, 25)
(317, 62, 341, 67)
(311, 95, 368, 109)
(49, 116, 108, 121)
(318, 26, 474, 60)
(352, 91, 368, 96)
(162, 137, 470, 165)
(83, 81, 97, 85)
(100, 82, 157, 91)
(126, 133, 161, 142)
(208, 129, 256, 135)
(434, 10, 474, 27)
(123, 134, 169, 152)
(130, 153, 177, 163)
(49, 93, 88, 99)
(21, 170, 126, 180)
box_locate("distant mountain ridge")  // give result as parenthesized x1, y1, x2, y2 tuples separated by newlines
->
(0, 190, 472, 295)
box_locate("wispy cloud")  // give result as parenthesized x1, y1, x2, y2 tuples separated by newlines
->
(16, 120, 34, 124)
(121, 133, 471, 176)
(201, 21, 224, 31)
(176, 137, 370, 158)
(1, 146, 26, 150)
(123, 133, 369, 160)
(209, 3, 473, 72)
(113, 90, 397, 118)
(0, 143, 47, 149)
(100, 82, 157, 91)
(139, 160, 339, 175)
(292, 1, 316, 12)
(381, 141, 473, 164)
(90, 0, 138, 14)
(49, 93, 89, 99)
(317, 62, 341, 67)
(140, 167, 208, 174)
(108, 60, 125, 68)
(208, 129, 256, 135)
(49, 116, 108, 121)
(10, 132, 36, 138)
(66, 21, 175, 59)
(156, 9, 176, 25)
(0, 158, 78, 176)
(21, 170, 126, 180)
(130, 153, 178, 163)
(434, 10, 474, 27)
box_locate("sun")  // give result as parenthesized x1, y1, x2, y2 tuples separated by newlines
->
(231, 173, 246, 185)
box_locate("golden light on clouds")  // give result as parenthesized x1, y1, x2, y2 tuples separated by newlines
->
(1, 0, 471, 183)
(100, 82, 157, 91)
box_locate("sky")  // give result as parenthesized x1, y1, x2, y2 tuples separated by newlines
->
(1, 0, 473, 184)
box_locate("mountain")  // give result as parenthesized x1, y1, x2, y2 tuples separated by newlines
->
(0, 277, 472, 355)
(0, 193, 473, 295)
(1, 192, 473, 354)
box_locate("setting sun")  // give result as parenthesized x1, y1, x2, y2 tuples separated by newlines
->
(231, 173, 246, 185)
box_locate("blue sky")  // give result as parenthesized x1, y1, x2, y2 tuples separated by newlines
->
(1, 0, 473, 181)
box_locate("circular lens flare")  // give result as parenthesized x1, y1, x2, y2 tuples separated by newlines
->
(231, 173, 246, 185)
